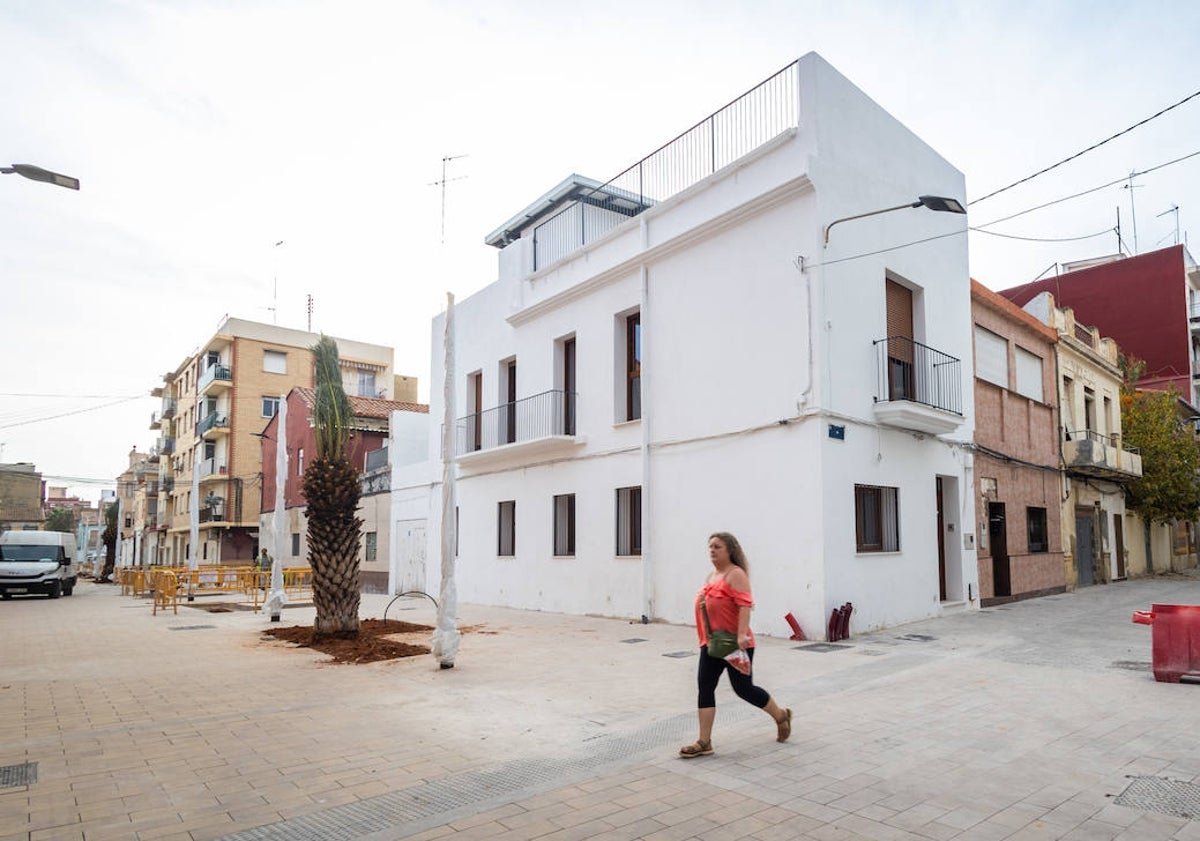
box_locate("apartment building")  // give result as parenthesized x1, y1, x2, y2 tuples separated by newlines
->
(151, 316, 412, 567)
(404, 53, 976, 639)
(0, 463, 44, 532)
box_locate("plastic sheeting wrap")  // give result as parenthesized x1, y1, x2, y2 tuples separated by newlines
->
(188, 444, 199, 570)
(431, 292, 460, 667)
(266, 397, 289, 618)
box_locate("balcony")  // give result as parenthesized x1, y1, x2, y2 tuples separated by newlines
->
(145, 481, 159, 497)
(196, 411, 229, 438)
(198, 363, 232, 394)
(364, 447, 389, 472)
(197, 457, 228, 480)
(1063, 429, 1143, 480)
(158, 436, 176, 455)
(455, 390, 582, 466)
(150, 410, 162, 430)
(872, 336, 965, 435)
(161, 397, 177, 419)
(161, 476, 175, 493)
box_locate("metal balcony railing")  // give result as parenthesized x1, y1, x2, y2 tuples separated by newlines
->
(158, 436, 175, 455)
(197, 457, 227, 479)
(161, 397, 177, 419)
(874, 336, 963, 416)
(1063, 428, 1141, 455)
(531, 61, 800, 270)
(198, 363, 232, 391)
(196, 411, 228, 437)
(455, 390, 577, 456)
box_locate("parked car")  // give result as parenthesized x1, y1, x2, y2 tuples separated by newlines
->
(0, 531, 78, 599)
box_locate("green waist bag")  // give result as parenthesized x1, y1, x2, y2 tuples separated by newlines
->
(700, 597, 740, 658)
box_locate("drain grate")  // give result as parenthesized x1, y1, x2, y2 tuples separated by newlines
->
(1115, 776, 1200, 819)
(168, 624, 217, 631)
(0, 762, 37, 788)
(896, 633, 936, 642)
(661, 650, 694, 659)
(620, 638, 647, 644)
(796, 643, 851, 653)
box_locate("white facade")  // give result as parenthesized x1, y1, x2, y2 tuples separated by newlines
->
(402, 53, 978, 639)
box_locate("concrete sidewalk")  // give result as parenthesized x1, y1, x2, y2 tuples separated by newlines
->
(2, 573, 1199, 841)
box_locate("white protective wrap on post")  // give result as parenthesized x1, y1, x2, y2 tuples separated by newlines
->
(188, 452, 199, 570)
(431, 292, 460, 667)
(266, 396, 289, 618)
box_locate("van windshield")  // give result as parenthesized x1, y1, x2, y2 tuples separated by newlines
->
(0, 546, 65, 562)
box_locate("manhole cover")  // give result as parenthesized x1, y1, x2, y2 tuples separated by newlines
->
(1110, 661, 1152, 672)
(1114, 776, 1200, 819)
(896, 634, 936, 642)
(796, 643, 851, 653)
(857, 649, 887, 656)
(662, 651, 694, 659)
(0, 762, 37, 788)
(168, 625, 217, 631)
(621, 638, 647, 644)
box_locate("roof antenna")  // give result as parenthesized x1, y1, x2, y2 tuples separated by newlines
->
(1123, 171, 1143, 254)
(1157, 204, 1180, 247)
(429, 155, 468, 245)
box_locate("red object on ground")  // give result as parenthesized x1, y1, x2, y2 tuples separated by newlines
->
(785, 612, 806, 641)
(1131, 604, 1200, 683)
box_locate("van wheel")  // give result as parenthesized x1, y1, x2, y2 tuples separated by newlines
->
(48, 581, 62, 599)
(63, 581, 75, 596)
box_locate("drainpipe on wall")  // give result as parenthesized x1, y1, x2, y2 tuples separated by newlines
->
(640, 261, 652, 624)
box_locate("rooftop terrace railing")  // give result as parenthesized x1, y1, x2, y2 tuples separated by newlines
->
(532, 60, 800, 270)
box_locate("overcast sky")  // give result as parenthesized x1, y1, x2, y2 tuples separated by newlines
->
(3, 0, 1200, 503)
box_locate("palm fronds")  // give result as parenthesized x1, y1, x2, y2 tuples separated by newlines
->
(310, 335, 353, 459)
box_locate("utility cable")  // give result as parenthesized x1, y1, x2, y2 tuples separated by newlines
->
(0, 396, 145, 429)
(969, 226, 1114, 243)
(970, 88, 1200, 205)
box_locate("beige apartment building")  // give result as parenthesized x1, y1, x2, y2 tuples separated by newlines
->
(150, 316, 414, 567)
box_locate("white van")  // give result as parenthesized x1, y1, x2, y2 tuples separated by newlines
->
(0, 531, 78, 599)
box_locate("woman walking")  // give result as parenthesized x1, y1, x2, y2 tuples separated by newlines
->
(679, 531, 791, 758)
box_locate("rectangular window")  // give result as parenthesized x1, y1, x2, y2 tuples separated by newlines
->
(1014, 346, 1044, 402)
(291, 533, 300, 557)
(262, 396, 280, 418)
(498, 500, 516, 556)
(616, 486, 642, 556)
(297, 447, 304, 477)
(365, 531, 377, 562)
(974, 326, 1008, 388)
(1027, 507, 1048, 553)
(626, 313, 641, 421)
(263, 349, 287, 374)
(855, 484, 900, 552)
(357, 371, 376, 397)
(553, 494, 576, 556)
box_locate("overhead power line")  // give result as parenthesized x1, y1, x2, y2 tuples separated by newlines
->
(0, 396, 145, 429)
(969, 226, 1114, 243)
(970, 88, 1200, 206)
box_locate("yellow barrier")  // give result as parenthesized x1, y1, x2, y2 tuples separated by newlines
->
(152, 570, 179, 615)
(147, 565, 313, 615)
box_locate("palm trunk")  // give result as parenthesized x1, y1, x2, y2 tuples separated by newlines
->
(303, 454, 362, 639)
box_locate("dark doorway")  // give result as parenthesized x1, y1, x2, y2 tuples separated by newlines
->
(1075, 508, 1095, 587)
(988, 502, 1010, 598)
(562, 338, 576, 435)
(936, 478, 947, 601)
(1114, 515, 1126, 579)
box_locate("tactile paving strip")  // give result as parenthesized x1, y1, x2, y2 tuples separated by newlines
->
(1115, 776, 1200, 819)
(0, 762, 37, 788)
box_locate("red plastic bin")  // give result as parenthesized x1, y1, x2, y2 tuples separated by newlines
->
(1131, 604, 1200, 683)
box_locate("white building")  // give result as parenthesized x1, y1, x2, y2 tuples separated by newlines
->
(398, 53, 978, 639)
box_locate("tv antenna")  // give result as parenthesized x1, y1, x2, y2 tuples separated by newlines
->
(306, 293, 313, 332)
(1156, 204, 1180, 247)
(269, 240, 284, 324)
(1122, 171, 1143, 254)
(429, 154, 468, 244)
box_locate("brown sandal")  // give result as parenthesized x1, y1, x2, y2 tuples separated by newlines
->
(679, 739, 713, 758)
(776, 708, 792, 742)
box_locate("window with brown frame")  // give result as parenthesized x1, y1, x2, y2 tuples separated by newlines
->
(626, 313, 641, 421)
(616, 486, 641, 556)
(553, 493, 575, 556)
(855, 484, 900, 552)
(498, 500, 516, 556)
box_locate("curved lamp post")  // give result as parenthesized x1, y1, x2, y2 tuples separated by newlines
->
(2, 163, 80, 190)
(824, 194, 964, 247)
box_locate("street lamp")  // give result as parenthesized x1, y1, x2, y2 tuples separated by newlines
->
(1, 163, 80, 191)
(824, 195, 964, 246)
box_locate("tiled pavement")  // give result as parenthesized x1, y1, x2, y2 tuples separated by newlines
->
(2, 571, 1199, 840)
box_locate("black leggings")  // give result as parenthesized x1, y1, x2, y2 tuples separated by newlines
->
(696, 646, 770, 709)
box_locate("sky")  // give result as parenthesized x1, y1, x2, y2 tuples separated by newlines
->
(3, 0, 1200, 504)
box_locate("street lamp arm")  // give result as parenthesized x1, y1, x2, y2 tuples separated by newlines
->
(2, 163, 80, 190)
(824, 201, 920, 246)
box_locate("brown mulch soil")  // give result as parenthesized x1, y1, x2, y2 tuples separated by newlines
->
(261, 618, 433, 664)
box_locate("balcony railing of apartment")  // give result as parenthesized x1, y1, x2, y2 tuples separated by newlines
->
(161, 396, 177, 419)
(530, 61, 800, 271)
(455, 390, 578, 456)
(198, 363, 232, 392)
(158, 436, 175, 455)
(150, 410, 162, 429)
(364, 447, 389, 472)
(161, 476, 175, 493)
(1191, 302, 1200, 322)
(1063, 428, 1142, 479)
(874, 336, 963, 415)
(145, 481, 159, 497)
(196, 411, 229, 438)
(197, 457, 227, 479)
(1192, 357, 1200, 377)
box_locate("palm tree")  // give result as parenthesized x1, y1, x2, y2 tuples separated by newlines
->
(302, 336, 363, 639)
